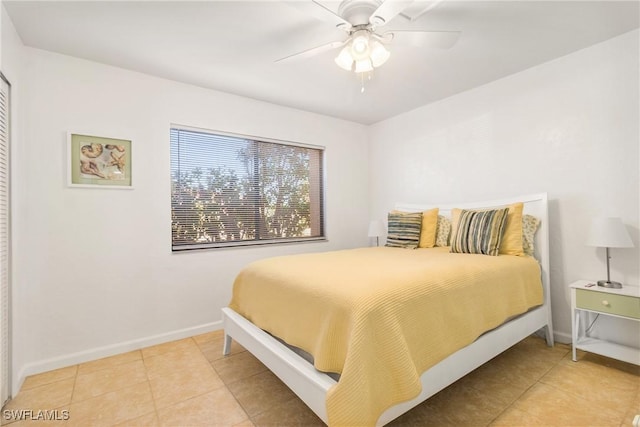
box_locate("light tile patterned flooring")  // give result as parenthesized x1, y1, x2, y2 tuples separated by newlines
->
(1, 332, 638, 426)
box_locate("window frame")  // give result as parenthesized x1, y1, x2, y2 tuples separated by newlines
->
(170, 124, 327, 251)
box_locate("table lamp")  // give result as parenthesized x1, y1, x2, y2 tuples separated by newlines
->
(368, 220, 385, 247)
(586, 217, 634, 288)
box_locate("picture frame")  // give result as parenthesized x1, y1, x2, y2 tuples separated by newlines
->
(67, 132, 132, 189)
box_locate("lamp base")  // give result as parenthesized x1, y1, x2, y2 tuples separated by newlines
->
(597, 280, 623, 289)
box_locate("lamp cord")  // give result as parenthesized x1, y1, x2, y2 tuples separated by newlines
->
(585, 313, 600, 334)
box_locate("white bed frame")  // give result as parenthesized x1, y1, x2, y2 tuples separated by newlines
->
(222, 193, 554, 426)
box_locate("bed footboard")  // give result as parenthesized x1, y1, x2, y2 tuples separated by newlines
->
(222, 307, 334, 424)
(223, 305, 551, 426)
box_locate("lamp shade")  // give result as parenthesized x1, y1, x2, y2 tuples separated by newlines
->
(368, 220, 385, 237)
(354, 59, 373, 73)
(334, 46, 354, 71)
(370, 41, 390, 67)
(586, 217, 634, 248)
(350, 31, 370, 60)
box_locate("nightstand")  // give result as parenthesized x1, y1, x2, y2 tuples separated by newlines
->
(570, 280, 640, 365)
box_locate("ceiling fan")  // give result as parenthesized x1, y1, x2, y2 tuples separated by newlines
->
(277, 0, 460, 81)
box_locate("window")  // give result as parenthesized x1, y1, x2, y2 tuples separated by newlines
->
(170, 127, 325, 250)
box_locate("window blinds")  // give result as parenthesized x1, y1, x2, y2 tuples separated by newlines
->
(170, 127, 324, 250)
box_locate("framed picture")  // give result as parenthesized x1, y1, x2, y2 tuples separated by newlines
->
(68, 132, 132, 188)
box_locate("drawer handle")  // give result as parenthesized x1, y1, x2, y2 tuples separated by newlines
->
(601, 300, 610, 307)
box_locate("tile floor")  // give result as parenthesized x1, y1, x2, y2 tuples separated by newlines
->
(1, 332, 638, 426)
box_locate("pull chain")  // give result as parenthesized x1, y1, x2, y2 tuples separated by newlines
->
(359, 71, 372, 94)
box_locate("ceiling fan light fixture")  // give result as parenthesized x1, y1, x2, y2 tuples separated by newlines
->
(354, 58, 374, 73)
(369, 40, 390, 67)
(350, 30, 371, 60)
(335, 46, 354, 71)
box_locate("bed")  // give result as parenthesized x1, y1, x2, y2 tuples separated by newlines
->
(222, 193, 554, 426)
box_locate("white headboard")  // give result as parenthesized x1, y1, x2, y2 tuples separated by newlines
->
(395, 193, 551, 316)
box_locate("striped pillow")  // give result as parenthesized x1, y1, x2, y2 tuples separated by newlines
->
(450, 208, 509, 256)
(385, 212, 422, 249)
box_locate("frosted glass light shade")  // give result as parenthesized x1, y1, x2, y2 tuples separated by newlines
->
(350, 31, 371, 60)
(370, 41, 390, 67)
(586, 217, 634, 248)
(352, 36, 369, 56)
(335, 46, 354, 71)
(354, 59, 373, 73)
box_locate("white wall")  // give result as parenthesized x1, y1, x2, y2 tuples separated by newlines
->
(369, 30, 639, 345)
(11, 46, 369, 391)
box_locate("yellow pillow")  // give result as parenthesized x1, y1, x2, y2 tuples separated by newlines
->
(418, 208, 439, 248)
(451, 202, 524, 256)
(451, 208, 462, 235)
(499, 202, 524, 256)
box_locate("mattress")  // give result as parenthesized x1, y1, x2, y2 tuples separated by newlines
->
(229, 246, 543, 426)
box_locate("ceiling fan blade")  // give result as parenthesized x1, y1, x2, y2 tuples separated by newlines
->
(309, 0, 352, 30)
(389, 30, 460, 49)
(400, 0, 445, 21)
(369, 0, 416, 27)
(283, 1, 351, 31)
(275, 39, 348, 63)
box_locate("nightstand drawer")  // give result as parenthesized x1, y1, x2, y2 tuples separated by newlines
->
(576, 289, 640, 319)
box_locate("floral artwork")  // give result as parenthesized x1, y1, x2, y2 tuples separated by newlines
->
(69, 133, 132, 188)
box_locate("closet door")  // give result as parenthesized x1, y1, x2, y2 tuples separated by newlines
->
(0, 73, 11, 406)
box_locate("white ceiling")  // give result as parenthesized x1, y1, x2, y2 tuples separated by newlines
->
(4, 0, 639, 124)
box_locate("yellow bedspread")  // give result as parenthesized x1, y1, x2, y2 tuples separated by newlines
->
(229, 247, 543, 426)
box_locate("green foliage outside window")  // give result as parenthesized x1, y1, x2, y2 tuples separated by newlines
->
(170, 128, 324, 250)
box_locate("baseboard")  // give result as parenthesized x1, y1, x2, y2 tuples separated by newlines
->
(12, 320, 222, 396)
(553, 330, 572, 345)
